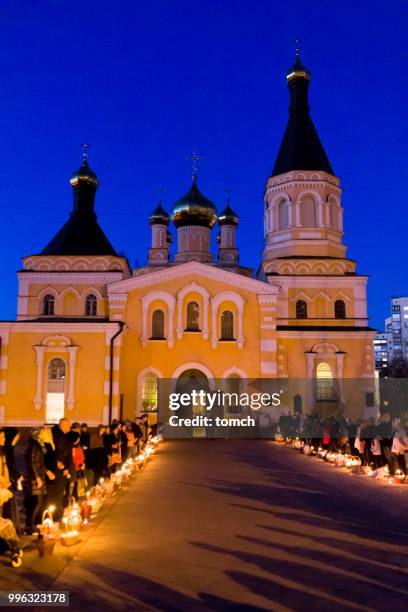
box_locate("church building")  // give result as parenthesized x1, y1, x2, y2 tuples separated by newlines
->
(0, 55, 376, 427)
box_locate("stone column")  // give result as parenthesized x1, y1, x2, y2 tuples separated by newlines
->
(336, 351, 345, 406)
(306, 351, 315, 410)
(211, 304, 218, 349)
(237, 305, 244, 349)
(33, 345, 46, 411)
(141, 305, 148, 346)
(177, 298, 183, 339)
(168, 305, 175, 348)
(203, 296, 209, 340)
(66, 346, 78, 410)
(295, 200, 301, 226)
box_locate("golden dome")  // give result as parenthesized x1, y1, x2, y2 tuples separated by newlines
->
(172, 180, 217, 229)
(70, 161, 99, 188)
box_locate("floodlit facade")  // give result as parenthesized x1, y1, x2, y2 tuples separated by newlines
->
(0, 55, 376, 426)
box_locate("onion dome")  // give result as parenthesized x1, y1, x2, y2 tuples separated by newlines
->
(286, 54, 311, 82)
(172, 180, 217, 228)
(149, 203, 170, 226)
(218, 203, 239, 226)
(70, 160, 99, 188)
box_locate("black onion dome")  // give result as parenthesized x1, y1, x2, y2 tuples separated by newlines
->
(70, 160, 99, 188)
(149, 203, 170, 226)
(286, 54, 311, 81)
(218, 203, 239, 226)
(172, 180, 217, 228)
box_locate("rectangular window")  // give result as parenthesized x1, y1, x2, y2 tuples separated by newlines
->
(46, 392, 65, 424)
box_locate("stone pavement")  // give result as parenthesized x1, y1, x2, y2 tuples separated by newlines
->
(2, 440, 408, 611)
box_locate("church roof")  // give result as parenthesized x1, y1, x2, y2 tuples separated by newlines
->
(41, 211, 117, 256)
(41, 159, 117, 256)
(272, 55, 334, 177)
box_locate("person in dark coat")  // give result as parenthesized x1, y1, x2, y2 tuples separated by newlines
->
(104, 423, 121, 474)
(86, 425, 108, 485)
(51, 418, 72, 520)
(24, 429, 47, 534)
(2, 428, 22, 533)
(80, 423, 91, 451)
(377, 412, 393, 473)
(130, 419, 143, 455)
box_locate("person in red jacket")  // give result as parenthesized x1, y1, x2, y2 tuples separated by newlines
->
(67, 432, 85, 499)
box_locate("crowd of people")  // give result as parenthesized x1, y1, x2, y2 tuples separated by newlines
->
(0, 415, 155, 539)
(277, 411, 408, 477)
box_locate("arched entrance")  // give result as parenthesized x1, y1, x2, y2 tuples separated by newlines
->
(175, 369, 210, 437)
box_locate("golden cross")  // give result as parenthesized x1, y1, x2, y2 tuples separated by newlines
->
(186, 152, 204, 181)
(81, 142, 91, 163)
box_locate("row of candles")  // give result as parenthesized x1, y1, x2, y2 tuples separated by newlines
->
(37, 435, 163, 552)
(276, 434, 406, 485)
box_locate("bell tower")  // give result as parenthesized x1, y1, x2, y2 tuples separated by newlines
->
(262, 54, 347, 270)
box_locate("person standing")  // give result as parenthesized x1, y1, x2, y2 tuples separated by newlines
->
(124, 422, 136, 459)
(23, 429, 47, 535)
(2, 428, 22, 532)
(377, 413, 393, 474)
(0, 429, 13, 515)
(80, 423, 91, 452)
(51, 418, 72, 520)
(391, 420, 408, 476)
(86, 425, 108, 484)
(104, 423, 121, 474)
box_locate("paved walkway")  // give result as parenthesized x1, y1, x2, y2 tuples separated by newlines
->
(3, 440, 408, 611)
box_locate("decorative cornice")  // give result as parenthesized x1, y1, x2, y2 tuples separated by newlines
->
(108, 261, 280, 295)
(277, 330, 376, 339)
(6, 322, 120, 333)
(272, 276, 368, 288)
(17, 271, 124, 284)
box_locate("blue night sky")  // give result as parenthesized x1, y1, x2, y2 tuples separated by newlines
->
(0, 0, 406, 330)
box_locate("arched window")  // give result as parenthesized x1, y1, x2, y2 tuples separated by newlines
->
(151, 309, 165, 339)
(296, 300, 308, 319)
(186, 301, 200, 331)
(301, 196, 316, 227)
(335, 300, 346, 319)
(85, 293, 97, 316)
(316, 362, 334, 401)
(220, 310, 234, 340)
(278, 200, 289, 230)
(42, 294, 55, 316)
(142, 374, 158, 412)
(46, 358, 66, 423)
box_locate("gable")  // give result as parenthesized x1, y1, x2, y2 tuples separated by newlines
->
(107, 262, 279, 297)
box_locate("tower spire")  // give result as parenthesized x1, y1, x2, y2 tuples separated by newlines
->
(271, 53, 333, 177)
